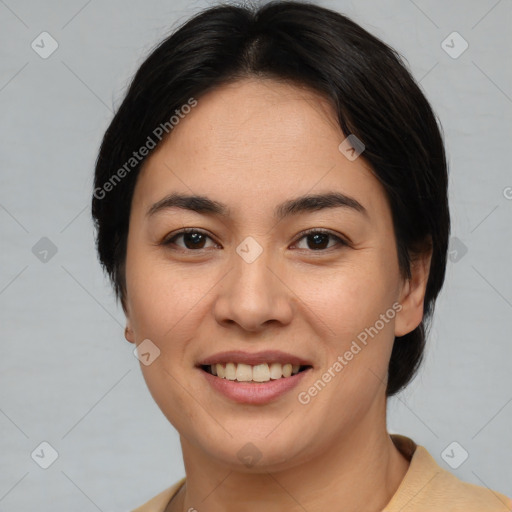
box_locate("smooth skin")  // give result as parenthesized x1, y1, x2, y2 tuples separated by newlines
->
(123, 78, 432, 512)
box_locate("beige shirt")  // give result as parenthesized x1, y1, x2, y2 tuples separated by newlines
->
(132, 434, 512, 511)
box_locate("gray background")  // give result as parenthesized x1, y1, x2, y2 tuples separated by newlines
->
(1, 0, 511, 510)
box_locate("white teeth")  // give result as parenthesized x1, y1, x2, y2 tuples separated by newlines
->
(282, 363, 292, 378)
(225, 362, 236, 380)
(252, 363, 270, 382)
(269, 362, 283, 379)
(211, 362, 304, 382)
(235, 363, 253, 382)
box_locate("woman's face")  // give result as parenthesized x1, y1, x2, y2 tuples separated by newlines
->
(124, 78, 427, 470)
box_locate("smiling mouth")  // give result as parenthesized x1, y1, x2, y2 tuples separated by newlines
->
(201, 362, 312, 383)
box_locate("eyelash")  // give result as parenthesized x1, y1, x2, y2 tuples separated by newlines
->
(161, 227, 349, 253)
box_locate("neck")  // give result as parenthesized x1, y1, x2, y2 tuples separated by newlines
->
(168, 398, 410, 512)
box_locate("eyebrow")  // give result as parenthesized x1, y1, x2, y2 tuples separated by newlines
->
(146, 191, 368, 221)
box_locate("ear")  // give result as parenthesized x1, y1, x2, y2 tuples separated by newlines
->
(395, 245, 433, 337)
(124, 320, 136, 344)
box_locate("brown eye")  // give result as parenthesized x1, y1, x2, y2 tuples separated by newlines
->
(293, 229, 348, 251)
(163, 229, 216, 250)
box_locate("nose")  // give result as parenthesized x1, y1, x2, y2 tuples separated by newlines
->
(212, 242, 294, 333)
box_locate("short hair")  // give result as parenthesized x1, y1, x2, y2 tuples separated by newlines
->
(92, 1, 450, 397)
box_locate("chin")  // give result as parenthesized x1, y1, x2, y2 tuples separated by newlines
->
(196, 428, 315, 472)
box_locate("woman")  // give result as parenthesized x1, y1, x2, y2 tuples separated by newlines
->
(91, 2, 512, 511)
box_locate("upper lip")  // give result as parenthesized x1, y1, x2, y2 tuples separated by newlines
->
(198, 350, 313, 367)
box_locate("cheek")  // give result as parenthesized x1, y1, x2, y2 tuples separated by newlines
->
(292, 256, 399, 343)
(125, 254, 230, 384)
(289, 254, 400, 405)
(126, 254, 204, 336)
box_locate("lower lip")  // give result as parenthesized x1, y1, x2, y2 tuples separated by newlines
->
(200, 367, 311, 405)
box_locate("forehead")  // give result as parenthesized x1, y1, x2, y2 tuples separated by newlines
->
(132, 78, 385, 219)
